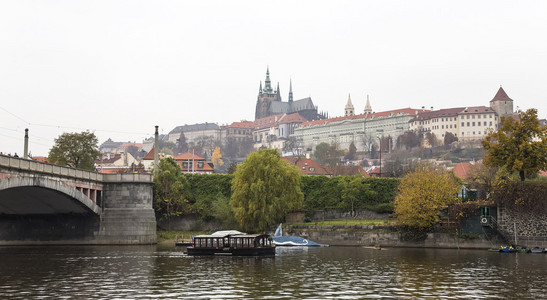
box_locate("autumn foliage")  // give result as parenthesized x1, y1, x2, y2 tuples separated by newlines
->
(394, 164, 459, 229)
(482, 108, 547, 181)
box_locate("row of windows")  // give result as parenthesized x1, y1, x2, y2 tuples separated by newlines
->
(418, 113, 495, 125)
(461, 131, 488, 136)
(431, 124, 458, 130)
(462, 114, 493, 120)
(461, 121, 493, 127)
(228, 129, 251, 135)
(181, 161, 206, 169)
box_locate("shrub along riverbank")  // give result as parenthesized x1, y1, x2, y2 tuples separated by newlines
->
(178, 174, 400, 226)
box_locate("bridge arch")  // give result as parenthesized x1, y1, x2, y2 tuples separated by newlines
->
(0, 176, 101, 215)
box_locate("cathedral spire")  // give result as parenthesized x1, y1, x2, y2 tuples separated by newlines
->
(264, 66, 272, 92)
(289, 79, 293, 103)
(259, 81, 263, 94)
(364, 94, 372, 114)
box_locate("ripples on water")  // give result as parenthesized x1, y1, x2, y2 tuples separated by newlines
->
(1, 245, 546, 299)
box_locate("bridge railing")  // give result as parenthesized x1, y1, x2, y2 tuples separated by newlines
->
(0, 155, 104, 182)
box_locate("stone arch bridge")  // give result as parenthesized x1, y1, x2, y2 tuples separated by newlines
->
(0, 155, 156, 245)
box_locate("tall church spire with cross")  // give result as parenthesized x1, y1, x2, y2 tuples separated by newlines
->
(289, 79, 294, 103)
(264, 66, 272, 93)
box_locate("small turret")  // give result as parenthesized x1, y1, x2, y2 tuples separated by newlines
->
(345, 93, 355, 116)
(364, 94, 372, 114)
(489, 86, 514, 118)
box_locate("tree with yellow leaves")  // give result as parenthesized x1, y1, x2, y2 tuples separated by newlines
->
(394, 164, 459, 229)
(211, 146, 224, 169)
(482, 109, 547, 181)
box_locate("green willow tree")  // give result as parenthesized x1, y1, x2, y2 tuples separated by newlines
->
(48, 131, 101, 171)
(153, 157, 190, 227)
(394, 164, 459, 229)
(230, 149, 303, 232)
(482, 109, 547, 181)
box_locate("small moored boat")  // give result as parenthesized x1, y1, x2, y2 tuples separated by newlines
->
(499, 246, 517, 253)
(186, 230, 275, 256)
(272, 224, 328, 247)
(530, 247, 546, 254)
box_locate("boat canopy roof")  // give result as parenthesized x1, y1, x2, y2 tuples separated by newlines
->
(194, 230, 269, 239)
(211, 230, 245, 236)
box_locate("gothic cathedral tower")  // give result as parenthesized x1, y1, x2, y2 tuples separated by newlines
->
(255, 67, 282, 120)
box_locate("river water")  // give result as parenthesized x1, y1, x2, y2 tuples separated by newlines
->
(1, 245, 546, 299)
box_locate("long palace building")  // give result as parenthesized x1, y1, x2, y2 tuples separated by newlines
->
(294, 107, 425, 153)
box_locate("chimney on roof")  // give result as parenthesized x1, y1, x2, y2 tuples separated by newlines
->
(431, 106, 433, 111)
(422, 106, 425, 111)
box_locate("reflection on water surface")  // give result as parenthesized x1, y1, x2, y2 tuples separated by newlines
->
(0, 245, 545, 299)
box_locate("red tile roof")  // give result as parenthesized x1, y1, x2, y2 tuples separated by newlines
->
(278, 113, 308, 125)
(143, 149, 155, 160)
(410, 107, 464, 122)
(120, 142, 143, 148)
(452, 162, 481, 179)
(453, 162, 471, 179)
(254, 113, 307, 130)
(98, 154, 122, 164)
(32, 156, 48, 163)
(174, 152, 205, 161)
(368, 167, 381, 177)
(282, 157, 329, 175)
(302, 108, 422, 128)
(174, 152, 214, 173)
(458, 106, 495, 115)
(254, 113, 285, 129)
(490, 87, 513, 102)
(222, 121, 255, 129)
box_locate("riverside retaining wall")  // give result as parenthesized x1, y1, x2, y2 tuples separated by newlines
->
(285, 224, 503, 249)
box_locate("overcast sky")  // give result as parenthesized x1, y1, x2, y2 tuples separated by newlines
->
(1, 1, 546, 156)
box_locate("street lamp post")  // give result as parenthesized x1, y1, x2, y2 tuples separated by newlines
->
(378, 136, 382, 178)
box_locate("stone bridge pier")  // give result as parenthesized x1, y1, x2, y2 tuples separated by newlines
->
(0, 155, 156, 245)
(99, 174, 156, 244)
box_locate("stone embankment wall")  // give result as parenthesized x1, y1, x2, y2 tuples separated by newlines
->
(157, 215, 223, 231)
(497, 204, 547, 247)
(285, 225, 501, 249)
(312, 210, 389, 221)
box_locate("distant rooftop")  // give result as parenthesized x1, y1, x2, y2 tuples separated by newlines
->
(169, 123, 219, 134)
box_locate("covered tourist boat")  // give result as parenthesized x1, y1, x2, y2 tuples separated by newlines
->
(186, 230, 275, 256)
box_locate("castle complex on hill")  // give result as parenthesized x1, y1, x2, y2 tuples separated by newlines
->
(113, 69, 526, 167)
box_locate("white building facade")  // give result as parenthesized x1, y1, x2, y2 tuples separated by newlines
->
(409, 106, 499, 141)
(293, 108, 423, 153)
